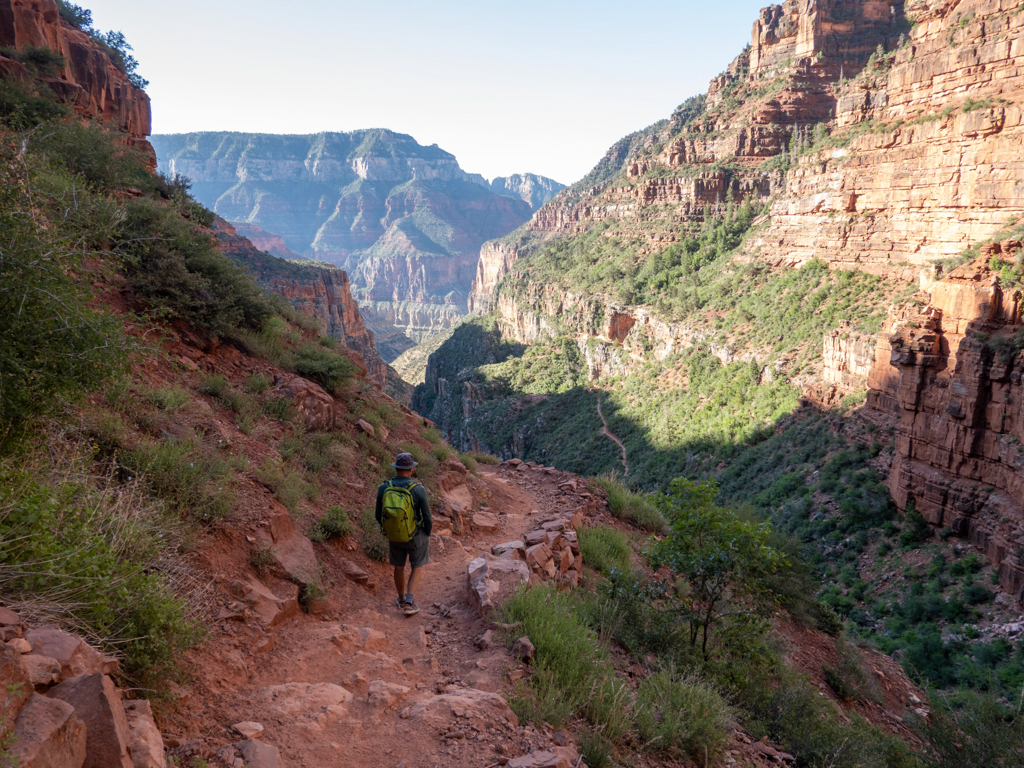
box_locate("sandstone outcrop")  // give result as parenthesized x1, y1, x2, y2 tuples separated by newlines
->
(866, 255, 1024, 599)
(47, 674, 134, 768)
(9, 693, 87, 768)
(0, 0, 152, 156)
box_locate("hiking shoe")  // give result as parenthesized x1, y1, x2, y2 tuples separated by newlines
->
(403, 601, 420, 616)
(396, 597, 405, 611)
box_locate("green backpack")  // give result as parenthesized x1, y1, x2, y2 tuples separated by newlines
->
(381, 480, 420, 543)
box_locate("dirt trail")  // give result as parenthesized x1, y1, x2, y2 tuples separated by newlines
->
(595, 393, 628, 476)
(168, 463, 597, 768)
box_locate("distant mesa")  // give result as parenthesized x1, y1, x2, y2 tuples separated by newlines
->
(151, 130, 562, 361)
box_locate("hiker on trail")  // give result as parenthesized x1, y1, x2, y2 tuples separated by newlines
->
(375, 452, 432, 616)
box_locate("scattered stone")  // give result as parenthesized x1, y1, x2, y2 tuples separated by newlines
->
(0, 607, 21, 626)
(227, 578, 300, 627)
(472, 512, 500, 534)
(467, 556, 530, 615)
(124, 699, 165, 768)
(406, 688, 519, 728)
(355, 419, 376, 437)
(253, 634, 275, 654)
(10, 693, 86, 768)
(24, 626, 113, 682)
(232, 721, 264, 739)
(492, 541, 526, 559)
(342, 672, 370, 698)
(507, 747, 580, 768)
(263, 512, 320, 586)
(260, 682, 353, 719)
(331, 625, 388, 651)
(513, 637, 535, 663)
(47, 673, 133, 768)
(8, 638, 31, 654)
(541, 520, 565, 533)
(21, 655, 61, 686)
(368, 680, 411, 708)
(339, 558, 370, 585)
(524, 530, 547, 546)
(476, 630, 495, 650)
(237, 737, 280, 768)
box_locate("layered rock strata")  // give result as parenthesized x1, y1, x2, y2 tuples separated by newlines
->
(866, 255, 1024, 597)
(152, 131, 544, 346)
(213, 218, 388, 388)
(0, 0, 152, 156)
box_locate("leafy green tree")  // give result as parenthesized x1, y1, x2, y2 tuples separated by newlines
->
(649, 479, 783, 658)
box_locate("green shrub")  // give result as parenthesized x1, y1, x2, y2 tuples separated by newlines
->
(244, 372, 273, 394)
(116, 196, 276, 338)
(250, 543, 274, 574)
(0, 144, 126, 433)
(900, 502, 932, 547)
(578, 525, 632, 575)
(594, 475, 666, 532)
(578, 730, 614, 768)
(915, 691, 1024, 768)
(360, 508, 388, 562)
(262, 396, 292, 421)
(198, 374, 229, 397)
(255, 460, 313, 513)
(147, 387, 189, 412)
(0, 454, 203, 688)
(635, 667, 732, 761)
(299, 579, 329, 609)
(457, 452, 478, 472)
(469, 451, 500, 465)
(432, 444, 452, 463)
(119, 436, 234, 522)
(300, 433, 335, 476)
(307, 506, 353, 543)
(293, 343, 356, 394)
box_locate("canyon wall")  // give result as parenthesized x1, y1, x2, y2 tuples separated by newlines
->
(151, 131, 560, 358)
(213, 219, 387, 388)
(753, 0, 1024, 277)
(0, 0, 152, 157)
(866, 253, 1024, 598)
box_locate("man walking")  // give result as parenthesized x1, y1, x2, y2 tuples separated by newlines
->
(375, 452, 432, 615)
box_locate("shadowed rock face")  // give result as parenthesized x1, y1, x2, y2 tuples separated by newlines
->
(0, 0, 153, 159)
(867, 254, 1024, 600)
(151, 131, 542, 348)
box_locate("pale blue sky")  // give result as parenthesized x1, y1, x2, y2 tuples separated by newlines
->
(83, 0, 766, 183)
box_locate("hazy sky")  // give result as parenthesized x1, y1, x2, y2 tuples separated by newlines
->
(83, 0, 766, 184)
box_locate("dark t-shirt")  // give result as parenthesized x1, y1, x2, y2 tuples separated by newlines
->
(375, 476, 432, 536)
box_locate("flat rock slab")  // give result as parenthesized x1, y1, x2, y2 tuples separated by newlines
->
(10, 693, 86, 768)
(47, 673, 132, 768)
(228, 578, 300, 627)
(368, 680, 410, 708)
(260, 682, 353, 719)
(237, 737, 280, 768)
(407, 688, 519, 728)
(508, 747, 581, 768)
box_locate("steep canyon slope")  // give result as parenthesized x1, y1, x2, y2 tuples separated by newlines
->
(152, 131, 562, 360)
(417, 0, 1024, 701)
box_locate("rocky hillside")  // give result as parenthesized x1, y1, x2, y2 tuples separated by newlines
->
(151, 131, 560, 360)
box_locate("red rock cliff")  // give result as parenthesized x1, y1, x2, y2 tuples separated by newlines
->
(0, 0, 152, 157)
(213, 219, 388, 388)
(867, 252, 1024, 598)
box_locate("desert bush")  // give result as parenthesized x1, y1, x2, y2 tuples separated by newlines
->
(457, 452, 478, 472)
(900, 501, 931, 547)
(360, 508, 389, 562)
(0, 452, 203, 688)
(635, 667, 732, 762)
(255, 460, 312, 514)
(244, 372, 272, 394)
(915, 691, 1024, 767)
(299, 578, 329, 610)
(119, 436, 234, 523)
(595, 475, 666, 531)
(147, 387, 189, 412)
(578, 525, 632, 575)
(293, 343, 357, 394)
(250, 543, 274, 575)
(307, 506, 353, 543)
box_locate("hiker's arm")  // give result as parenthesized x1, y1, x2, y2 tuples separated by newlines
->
(415, 485, 432, 536)
(374, 484, 384, 530)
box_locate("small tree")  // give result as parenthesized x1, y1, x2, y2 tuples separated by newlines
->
(649, 479, 783, 659)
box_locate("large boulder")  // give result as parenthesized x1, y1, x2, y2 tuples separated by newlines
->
(21, 655, 61, 686)
(47, 674, 133, 768)
(471, 511, 500, 534)
(407, 688, 519, 728)
(261, 512, 320, 586)
(467, 555, 530, 616)
(237, 738, 279, 768)
(9, 694, 87, 768)
(274, 375, 335, 431)
(227, 577, 300, 627)
(23, 627, 114, 682)
(123, 700, 165, 768)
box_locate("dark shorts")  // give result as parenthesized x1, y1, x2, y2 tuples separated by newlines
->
(388, 531, 430, 568)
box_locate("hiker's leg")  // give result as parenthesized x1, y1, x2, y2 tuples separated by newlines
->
(406, 566, 423, 597)
(393, 565, 406, 598)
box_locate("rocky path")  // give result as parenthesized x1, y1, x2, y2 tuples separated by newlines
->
(595, 393, 628, 476)
(169, 463, 599, 768)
